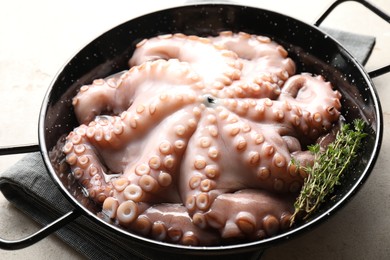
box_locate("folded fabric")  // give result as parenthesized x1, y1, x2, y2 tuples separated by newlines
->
(0, 153, 261, 260)
(0, 28, 375, 260)
(321, 27, 375, 65)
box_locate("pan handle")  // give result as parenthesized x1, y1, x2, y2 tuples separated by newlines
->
(0, 209, 81, 250)
(0, 144, 40, 156)
(0, 145, 82, 250)
(314, 0, 390, 78)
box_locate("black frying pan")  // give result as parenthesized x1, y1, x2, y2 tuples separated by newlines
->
(0, 0, 387, 258)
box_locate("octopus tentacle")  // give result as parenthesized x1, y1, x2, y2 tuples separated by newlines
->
(129, 203, 220, 246)
(215, 109, 304, 193)
(210, 31, 296, 99)
(74, 71, 201, 152)
(204, 189, 294, 240)
(64, 60, 203, 205)
(101, 196, 151, 226)
(278, 73, 342, 141)
(69, 90, 199, 175)
(94, 107, 201, 227)
(129, 33, 242, 87)
(63, 125, 113, 204)
(74, 59, 203, 124)
(117, 107, 200, 204)
(180, 107, 304, 223)
(220, 97, 309, 137)
(179, 109, 226, 216)
(72, 71, 126, 124)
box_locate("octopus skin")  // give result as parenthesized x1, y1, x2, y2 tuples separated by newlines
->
(128, 203, 220, 245)
(129, 33, 242, 88)
(209, 31, 296, 99)
(204, 189, 294, 240)
(62, 32, 342, 246)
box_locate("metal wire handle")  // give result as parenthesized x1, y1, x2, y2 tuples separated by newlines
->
(0, 210, 80, 250)
(0, 144, 40, 156)
(315, 0, 390, 78)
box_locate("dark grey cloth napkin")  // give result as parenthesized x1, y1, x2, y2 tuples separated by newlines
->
(321, 27, 375, 65)
(0, 29, 375, 260)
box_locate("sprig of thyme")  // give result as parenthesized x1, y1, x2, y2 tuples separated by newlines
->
(290, 119, 367, 226)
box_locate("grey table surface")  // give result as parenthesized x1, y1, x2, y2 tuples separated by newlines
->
(1, 0, 390, 259)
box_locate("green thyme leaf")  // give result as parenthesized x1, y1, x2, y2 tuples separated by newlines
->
(290, 119, 367, 226)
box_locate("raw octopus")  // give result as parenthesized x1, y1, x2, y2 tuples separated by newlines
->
(62, 31, 341, 246)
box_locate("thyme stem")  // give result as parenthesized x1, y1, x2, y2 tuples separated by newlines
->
(290, 119, 367, 226)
